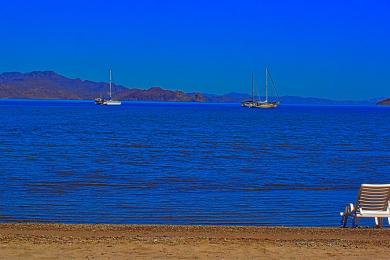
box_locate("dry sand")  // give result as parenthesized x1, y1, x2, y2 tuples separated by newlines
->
(1, 224, 390, 259)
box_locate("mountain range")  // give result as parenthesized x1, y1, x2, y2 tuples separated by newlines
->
(0, 71, 386, 105)
(0, 71, 205, 102)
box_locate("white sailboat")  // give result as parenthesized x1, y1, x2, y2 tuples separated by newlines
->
(241, 67, 280, 109)
(95, 69, 122, 106)
(241, 72, 257, 108)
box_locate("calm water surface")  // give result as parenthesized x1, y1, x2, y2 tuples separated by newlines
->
(0, 100, 389, 226)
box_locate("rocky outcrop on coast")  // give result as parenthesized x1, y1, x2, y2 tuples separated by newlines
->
(377, 98, 390, 105)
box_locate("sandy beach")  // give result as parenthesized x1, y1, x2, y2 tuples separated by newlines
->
(1, 224, 390, 259)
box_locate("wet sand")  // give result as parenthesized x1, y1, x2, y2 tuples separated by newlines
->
(1, 224, 390, 259)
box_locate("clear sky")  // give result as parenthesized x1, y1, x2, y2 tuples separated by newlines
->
(0, 0, 389, 99)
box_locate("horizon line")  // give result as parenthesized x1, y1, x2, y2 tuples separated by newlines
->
(0, 70, 386, 102)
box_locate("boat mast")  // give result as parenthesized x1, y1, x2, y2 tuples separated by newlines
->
(265, 66, 268, 102)
(251, 72, 254, 102)
(109, 69, 112, 99)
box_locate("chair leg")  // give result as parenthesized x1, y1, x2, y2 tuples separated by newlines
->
(374, 217, 383, 228)
(355, 217, 360, 227)
(352, 216, 357, 228)
(341, 215, 348, 228)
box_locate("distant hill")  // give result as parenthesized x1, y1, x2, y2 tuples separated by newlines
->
(377, 98, 390, 105)
(273, 96, 380, 105)
(0, 71, 381, 105)
(0, 71, 205, 102)
(206, 92, 380, 105)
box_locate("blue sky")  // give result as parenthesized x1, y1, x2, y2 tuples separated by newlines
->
(0, 0, 389, 99)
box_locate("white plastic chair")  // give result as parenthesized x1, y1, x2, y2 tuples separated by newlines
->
(340, 184, 390, 228)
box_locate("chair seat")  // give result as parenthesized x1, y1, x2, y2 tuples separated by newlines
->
(356, 210, 390, 217)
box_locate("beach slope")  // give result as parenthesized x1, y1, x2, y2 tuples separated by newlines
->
(1, 224, 390, 259)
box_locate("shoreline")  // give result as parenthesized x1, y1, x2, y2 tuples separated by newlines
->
(1, 224, 390, 259)
(0, 98, 384, 107)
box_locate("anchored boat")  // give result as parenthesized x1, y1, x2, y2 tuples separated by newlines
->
(95, 69, 122, 106)
(241, 67, 280, 109)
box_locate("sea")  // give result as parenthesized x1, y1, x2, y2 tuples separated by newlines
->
(0, 100, 389, 226)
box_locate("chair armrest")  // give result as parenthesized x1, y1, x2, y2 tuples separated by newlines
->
(340, 203, 355, 216)
(350, 203, 355, 211)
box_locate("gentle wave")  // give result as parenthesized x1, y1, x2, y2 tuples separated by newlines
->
(0, 101, 389, 226)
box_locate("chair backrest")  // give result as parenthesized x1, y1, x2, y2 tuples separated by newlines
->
(357, 184, 390, 212)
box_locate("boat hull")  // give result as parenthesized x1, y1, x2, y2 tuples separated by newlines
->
(241, 101, 256, 108)
(95, 98, 121, 106)
(241, 101, 279, 109)
(254, 102, 278, 108)
(104, 100, 121, 105)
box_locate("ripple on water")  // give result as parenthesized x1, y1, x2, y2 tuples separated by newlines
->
(0, 102, 389, 226)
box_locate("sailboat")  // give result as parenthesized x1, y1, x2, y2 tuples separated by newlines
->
(241, 67, 280, 109)
(241, 72, 257, 108)
(95, 69, 122, 106)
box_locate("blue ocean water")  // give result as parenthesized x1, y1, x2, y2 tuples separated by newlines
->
(0, 100, 389, 226)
